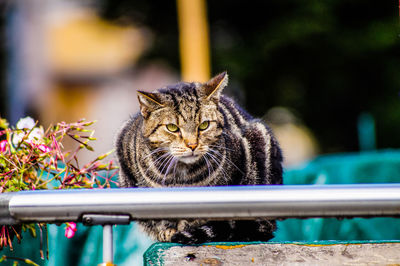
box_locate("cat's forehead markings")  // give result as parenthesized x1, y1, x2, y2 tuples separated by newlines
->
(178, 116, 184, 125)
(159, 84, 202, 126)
(184, 100, 200, 121)
(177, 104, 193, 124)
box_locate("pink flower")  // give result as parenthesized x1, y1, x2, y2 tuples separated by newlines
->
(37, 144, 51, 153)
(16, 117, 35, 130)
(65, 222, 77, 238)
(12, 117, 44, 146)
(0, 140, 8, 153)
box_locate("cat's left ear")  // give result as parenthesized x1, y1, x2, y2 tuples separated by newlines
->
(137, 90, 164, 118)
(202, 71, 228, 101)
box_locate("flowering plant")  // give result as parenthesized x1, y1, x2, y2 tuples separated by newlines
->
(0, 117, 118, 262)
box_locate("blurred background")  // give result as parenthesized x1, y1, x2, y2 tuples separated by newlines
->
(1, 1, 400, 265)
(0, 0, 399, 167)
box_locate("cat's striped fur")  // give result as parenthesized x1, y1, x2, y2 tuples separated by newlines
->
(116, 72, 283, 244)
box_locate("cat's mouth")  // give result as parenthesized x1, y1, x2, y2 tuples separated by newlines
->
(178, 153, 201, 164)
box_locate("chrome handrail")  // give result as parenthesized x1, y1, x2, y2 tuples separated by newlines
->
(2, 184, 400, 224)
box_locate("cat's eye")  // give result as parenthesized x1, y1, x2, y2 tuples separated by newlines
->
(198, 121, 209, 131)
(166, 123, 179, 132)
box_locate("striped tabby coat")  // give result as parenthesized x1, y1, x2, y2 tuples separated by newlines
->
(116, 72, 283, 244)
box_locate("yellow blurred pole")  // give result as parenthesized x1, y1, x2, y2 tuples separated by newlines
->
(176, 0, 210, 82)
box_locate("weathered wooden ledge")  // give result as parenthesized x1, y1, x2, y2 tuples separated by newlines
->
(144, 241, 400, 265)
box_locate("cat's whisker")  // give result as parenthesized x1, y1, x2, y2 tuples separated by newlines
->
(144, 152, 171, 176)
(144, 155, 166, 175)
(155, 155, 172, 185)
(172, 158, 179, 180)
(208, 144, 235, 152)
(203, 153, 214, 170)
(204, 150, 221, 165)
(164, 158, 178, 185)
(171, 158, 179, 179)
(143, 147, 168, 160)
(208, 148, 244, 175)
(207, 155, 228, 183)
(207, 150, 231, 178)
(202, 155, 212, 179)
(159, 154, 174, 175)
(221, 131, 231, 138)
(161, 157, 173, 185)
(204, 151, 228, 181)
(164, 156, 177, 178)
(152, 152, 171, 167)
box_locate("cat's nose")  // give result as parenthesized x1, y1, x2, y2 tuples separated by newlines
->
(186, 142, 198, 151)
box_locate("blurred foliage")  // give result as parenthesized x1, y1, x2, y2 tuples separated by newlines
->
(66, 1, 400, 152)
(99, 1, 181, 71)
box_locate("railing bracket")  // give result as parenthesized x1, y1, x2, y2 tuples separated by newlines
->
(81, 214, 130, 266)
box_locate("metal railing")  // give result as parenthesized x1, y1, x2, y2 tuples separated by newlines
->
(2, 184, 400, 264)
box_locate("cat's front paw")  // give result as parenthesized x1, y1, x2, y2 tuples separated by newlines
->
(171, 231, 199, 245)
(157, 228, 177, 242)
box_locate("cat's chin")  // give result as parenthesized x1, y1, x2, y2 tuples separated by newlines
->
(178, 155, 201, 164)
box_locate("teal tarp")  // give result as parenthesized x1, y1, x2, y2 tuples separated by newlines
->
(0, 223, 153, 266)
(275, 149, 400, 241)
(2, 149, 400, 265)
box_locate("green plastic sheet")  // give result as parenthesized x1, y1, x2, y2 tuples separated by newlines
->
(274, 149, 400, 241)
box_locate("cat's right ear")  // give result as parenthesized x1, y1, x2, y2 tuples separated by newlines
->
(203, 71, 228, 101)
(137, 91, 164, 118)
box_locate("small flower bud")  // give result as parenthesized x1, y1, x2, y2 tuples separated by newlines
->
(95, 150, 115, 161)
(65, 222, 77, 239)
(0, 140, 8, 153)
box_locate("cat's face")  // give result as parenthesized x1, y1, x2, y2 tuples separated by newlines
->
(137, 72, 227, 164)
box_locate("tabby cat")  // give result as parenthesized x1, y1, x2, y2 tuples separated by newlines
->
(116, 72, 283, 244)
